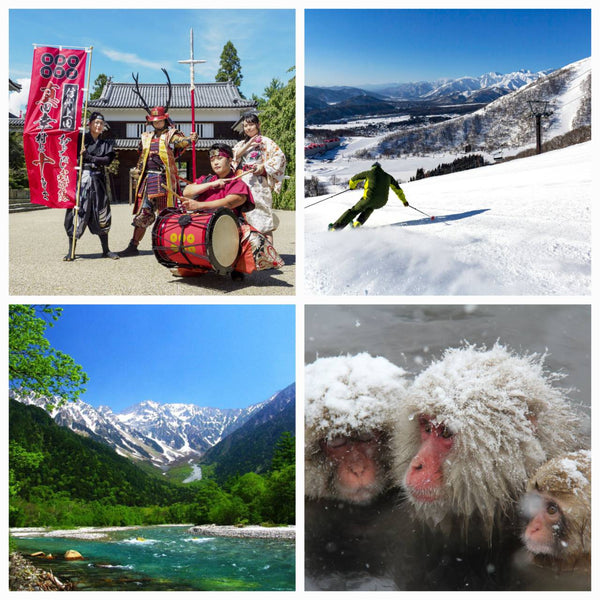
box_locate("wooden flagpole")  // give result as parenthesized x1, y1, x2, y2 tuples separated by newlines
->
(68, 45, 93, 261)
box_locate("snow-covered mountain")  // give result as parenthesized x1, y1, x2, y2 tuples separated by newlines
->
(306, 68, 555, 125)
(368, 57, 590, 156)
(310, 68, 549, 104)
(420, 69, 549, 103)
(12, 391, 276, 468)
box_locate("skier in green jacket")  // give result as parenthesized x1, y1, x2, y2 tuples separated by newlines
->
(328, 162, 409, 230)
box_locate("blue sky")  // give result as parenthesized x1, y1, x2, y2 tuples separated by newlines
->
(40, 305, 295, 413)
(9, 8, 295, 115)
(305, 9, 591, 86)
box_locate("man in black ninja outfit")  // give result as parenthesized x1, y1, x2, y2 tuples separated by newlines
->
(64, 111, 118, 261)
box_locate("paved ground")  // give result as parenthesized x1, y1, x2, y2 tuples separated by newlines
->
(9, 204, 295, 296)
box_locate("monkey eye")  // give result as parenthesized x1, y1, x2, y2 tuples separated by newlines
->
(441, 426, 453, 439)
(546, 502, 559, 515)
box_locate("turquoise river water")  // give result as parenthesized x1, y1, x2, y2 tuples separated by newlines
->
(12, 525, 295, 591)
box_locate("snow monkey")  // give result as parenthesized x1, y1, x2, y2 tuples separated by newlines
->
(520, 450, 591, 571)
(305, 352, 409, 505)
(390, 343, 580, 537)
(305, 353, 409, 590)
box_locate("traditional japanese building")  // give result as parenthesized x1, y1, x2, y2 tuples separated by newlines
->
(87, 77, 257, 202)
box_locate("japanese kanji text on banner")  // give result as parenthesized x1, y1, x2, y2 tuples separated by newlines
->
(23, 46, 88, 208)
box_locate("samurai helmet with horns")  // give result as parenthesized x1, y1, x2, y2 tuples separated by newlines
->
(147, 106, 169, 122)
(131, 68, 173, 123)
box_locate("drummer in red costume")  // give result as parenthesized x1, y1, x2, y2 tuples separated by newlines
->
(171, 143, 254, 280)
(119, 106, 197, 257)
(181, 143, 254, 216)
(172, 142, 284, 280)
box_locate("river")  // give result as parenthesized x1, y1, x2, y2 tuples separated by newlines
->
(183, 463, 202, 483)
(11, 525, 295, 591)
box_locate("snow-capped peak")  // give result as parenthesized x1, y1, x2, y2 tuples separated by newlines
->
(11, 389, 292, 468)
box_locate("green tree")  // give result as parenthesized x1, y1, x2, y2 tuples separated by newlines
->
(9, 305, 89, 406)
(231, 472, 267, 522)
(9, 132, 29, 189)
(215, 41, 243, 90)
(208, 495, 248, 525)
(271, 431, 295, 471)
(90, 74, 108, 100)
(9, 441, 44, 525)
(264, 464, 295, 524)
(257, 68, 295, 209)
(191, 479, 228, 523)
(263, 78, 284, 101)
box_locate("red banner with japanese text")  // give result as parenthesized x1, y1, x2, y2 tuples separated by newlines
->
(23, 46, 88, 208)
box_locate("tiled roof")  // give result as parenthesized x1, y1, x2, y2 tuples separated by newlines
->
(9, 117, 25, 130)
(90, 80, 256, 110)
(9, 118, 239, 150)
(9, 78, 22, 92)
(113, 138, 240, 151)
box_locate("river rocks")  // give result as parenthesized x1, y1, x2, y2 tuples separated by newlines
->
(64, 550, 84, 560)
(188, 525, 295, 540)
(29, 551, 55, 560)
(9, 552, 75, 591)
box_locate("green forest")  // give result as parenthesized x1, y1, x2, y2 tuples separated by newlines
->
(10, 399, 295, 529)
(9, 305, 295, 531)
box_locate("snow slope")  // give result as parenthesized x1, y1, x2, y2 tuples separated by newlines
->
(304, 142, 591, 296)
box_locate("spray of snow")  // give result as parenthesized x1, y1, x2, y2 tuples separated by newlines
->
(305, 140, 590, 296)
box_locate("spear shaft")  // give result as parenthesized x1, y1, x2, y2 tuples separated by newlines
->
(179, 29, 206, 180)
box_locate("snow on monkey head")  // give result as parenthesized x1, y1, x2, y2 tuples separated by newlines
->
(390, 343, 580, 536)
(305, 352, 409, 505)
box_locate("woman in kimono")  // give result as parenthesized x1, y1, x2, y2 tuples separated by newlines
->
(232, 112, 286, 243)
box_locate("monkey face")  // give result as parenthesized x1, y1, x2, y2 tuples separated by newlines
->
(403, 415, 454, 505)
(321, 431, 386, 505)
(521, 491, 565, 557)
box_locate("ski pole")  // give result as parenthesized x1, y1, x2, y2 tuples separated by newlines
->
(409, 204, 436, 221)
(305, 188, 352, 208)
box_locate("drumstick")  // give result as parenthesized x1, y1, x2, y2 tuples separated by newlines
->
(161, 184, 219, 214)
(161, 184, 189, 207)
(162, 172, 249, 208)
(222, 171, 249, 182)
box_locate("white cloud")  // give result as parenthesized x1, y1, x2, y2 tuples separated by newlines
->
(102, 48, 157, 70)
(9, 78, 31, 117)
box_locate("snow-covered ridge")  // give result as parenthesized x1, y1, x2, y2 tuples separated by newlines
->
(316, 68, 551, 102)
(375, 57, 590, 156)
(12, 392, 273, 468)
(419, 68, 549, 101)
